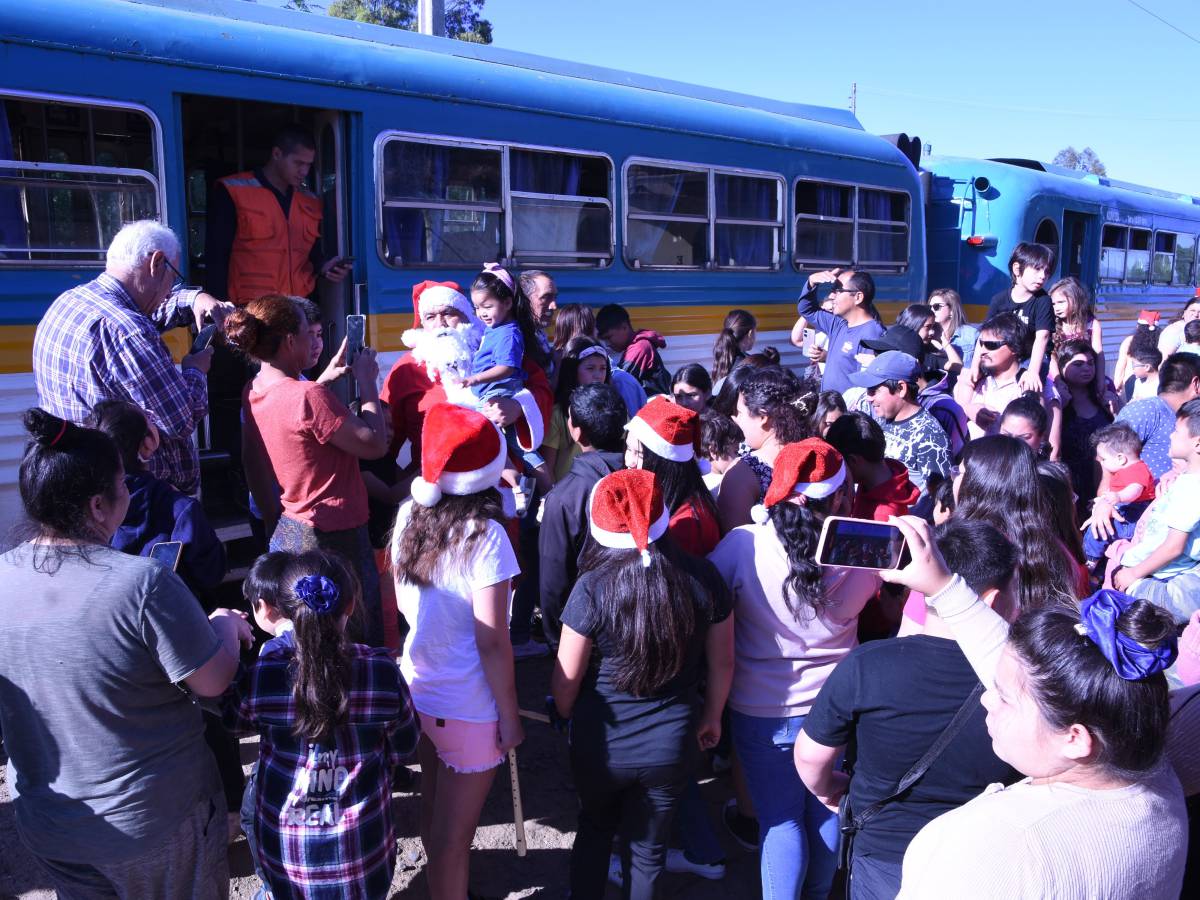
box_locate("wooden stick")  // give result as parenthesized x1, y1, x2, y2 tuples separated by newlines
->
(518, 707, 551, 724)
(508, 748, 527, 857)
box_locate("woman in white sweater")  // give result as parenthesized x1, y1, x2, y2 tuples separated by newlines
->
(879, 517, 1187, 900)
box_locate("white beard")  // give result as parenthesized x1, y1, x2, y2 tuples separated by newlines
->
(401, 323, 484, 407)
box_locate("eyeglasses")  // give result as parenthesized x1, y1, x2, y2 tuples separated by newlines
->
(163, 256, 187, 294)
(929, 303, 946, 312)
(828, 283, 860, 296)
(979, 339, 1008, 351)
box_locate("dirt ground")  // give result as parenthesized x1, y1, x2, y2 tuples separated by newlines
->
(0, 655, 763, 899)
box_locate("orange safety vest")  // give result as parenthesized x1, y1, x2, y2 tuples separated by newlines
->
(219, 171, 323, 305)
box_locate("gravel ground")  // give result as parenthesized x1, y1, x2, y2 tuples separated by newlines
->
(1, 655, 763, 899)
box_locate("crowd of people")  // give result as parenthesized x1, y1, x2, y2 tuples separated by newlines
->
(4, 207, 1200, 900)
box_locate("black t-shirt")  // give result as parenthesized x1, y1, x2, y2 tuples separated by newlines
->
(987, 288, 1054, 334)
(803, 635, 1020, 865)
(560, 560, 731, 767)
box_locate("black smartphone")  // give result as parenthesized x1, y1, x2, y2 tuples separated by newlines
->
(345, 314, 366, 362)
(816, 516, 909, 570)
(149, 540, 183, 572)
(191, 323, 218, 354)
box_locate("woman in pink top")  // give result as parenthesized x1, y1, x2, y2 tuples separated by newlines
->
(228, 294, 390, 645)
(708, 438, 879, 900)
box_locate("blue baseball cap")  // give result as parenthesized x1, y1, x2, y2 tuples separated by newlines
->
(847, 351, 921, 389)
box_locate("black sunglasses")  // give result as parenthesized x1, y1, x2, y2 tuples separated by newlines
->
(979, 339, 1008, 351)
(928, 302, 946, 312)
(163, 256, 186, 292)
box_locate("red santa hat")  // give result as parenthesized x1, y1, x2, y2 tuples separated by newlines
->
(750, 438, 847, 524)
(411, 280, 476, 329)
(625, 395, 700, 462)
(410, 402, 507, 507)
(588, 469, 670, 567)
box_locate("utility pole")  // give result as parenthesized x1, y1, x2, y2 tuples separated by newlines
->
(418, 0, 446, 36)
(849, 82, 857, 116)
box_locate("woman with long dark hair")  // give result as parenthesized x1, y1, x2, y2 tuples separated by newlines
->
(0, 409, 250, 897)
(672, 362, 713, 412)
(553, 468, 734, 900)
(544, 336, 614, 482)
(717, 366, 817, 530)
(625, 395, 721, 556)
(392, 402, 523, 899)
(709, 439, 880, 900)
(927, 288, 977, 371)
(1056, 339, 1117, 511)
(882, 516, 1186, 898)
(712, 309, 757, 384)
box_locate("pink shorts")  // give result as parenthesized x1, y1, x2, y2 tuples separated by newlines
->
(418, 712, 504, 773)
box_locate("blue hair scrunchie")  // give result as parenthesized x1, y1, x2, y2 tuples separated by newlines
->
(1077, 589, 1177, 681)
(294, 575, 342, 617)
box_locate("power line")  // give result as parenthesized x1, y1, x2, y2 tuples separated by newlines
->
(1123, 0, 1200, 45)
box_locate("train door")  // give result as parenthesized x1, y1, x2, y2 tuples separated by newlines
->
(1062, 211, 1098, 283)
(311, 110, 352, 380)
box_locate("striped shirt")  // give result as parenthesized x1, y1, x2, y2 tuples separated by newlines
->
(33, 273, 206, 493)
(223, 642, 419, 899)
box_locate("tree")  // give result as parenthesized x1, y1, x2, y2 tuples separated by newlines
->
(1052, 146, 1107, 177)
(326, 0, 492, 43)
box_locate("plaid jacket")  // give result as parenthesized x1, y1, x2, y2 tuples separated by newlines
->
(32, 273, 206, 494)
(223, 642, 419, 900)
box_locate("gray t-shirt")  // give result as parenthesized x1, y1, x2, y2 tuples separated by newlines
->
(0, 544, 223, 863)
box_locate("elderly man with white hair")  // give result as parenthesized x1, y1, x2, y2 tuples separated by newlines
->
(33, 220, 234, 494)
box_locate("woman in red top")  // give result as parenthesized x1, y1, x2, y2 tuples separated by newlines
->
(625, 396, 721, 556)
(228, 294, 391, 646)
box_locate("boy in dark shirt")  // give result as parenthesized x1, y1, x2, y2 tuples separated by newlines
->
(596, 303, 673, 397)
(976, 241, 1057, 393)
(795, 519, 1022, 899)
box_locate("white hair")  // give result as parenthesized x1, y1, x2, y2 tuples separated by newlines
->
(105, 220, 180, 269)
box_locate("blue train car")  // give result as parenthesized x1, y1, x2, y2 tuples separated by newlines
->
(0, 0, 927, 519)
(925, 156, 1200, 360)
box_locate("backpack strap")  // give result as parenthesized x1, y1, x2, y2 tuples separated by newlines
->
(844, 682, 985, 835)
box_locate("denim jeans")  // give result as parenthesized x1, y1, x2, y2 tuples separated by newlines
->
(731, 710, 839, 900)
(850, 851, 902, 900)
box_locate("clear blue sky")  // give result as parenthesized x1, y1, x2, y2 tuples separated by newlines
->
(256, 0, 1199, 195)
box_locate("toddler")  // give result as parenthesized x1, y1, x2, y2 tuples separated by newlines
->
(1082, 423, 1156, 566)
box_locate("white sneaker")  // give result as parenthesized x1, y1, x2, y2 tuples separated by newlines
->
(666, 848, 726, 880)
(607, 853, 624, 887)
(512, 639, 550, 660)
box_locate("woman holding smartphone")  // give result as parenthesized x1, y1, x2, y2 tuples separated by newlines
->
(708, 438, 879, 900)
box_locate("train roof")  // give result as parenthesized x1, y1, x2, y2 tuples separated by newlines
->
(928, 156, 1200, 218)
(1, 0, 913, 170)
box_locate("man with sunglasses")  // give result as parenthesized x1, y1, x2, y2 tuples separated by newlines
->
(34, 220, 233, 495)
(795, 268, 886, 393)
(954, 313, 1061, 453)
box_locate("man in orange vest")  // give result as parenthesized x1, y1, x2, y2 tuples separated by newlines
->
(205, 126, 351, 305)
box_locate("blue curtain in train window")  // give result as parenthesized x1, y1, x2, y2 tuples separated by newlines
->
(383, 145, 447, 264)
(626, 169, 683, 264)
(858, 190, 894, 263)
(511, 152, 582, 254)
(0, 103, 28, 259)
(814, 185, 842, 261)
(716, 177, 773, 267)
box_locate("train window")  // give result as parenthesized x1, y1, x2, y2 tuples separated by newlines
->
(625, 163, 709, 269)
(795, 181, 853, 266)
(1100, 225, 1127, 281)
(510, 148, 612, 267)
(794, 181, 909, 272)
(1152, 232, 1176, 285)
(1175, 235, 1196, 285)
(1126, 228, 1150, 283)
(0, 94, 160, 266)
(1033, 218, 1059, 258)
(380, 138, 503, 266)
(714, 173, 782, 269)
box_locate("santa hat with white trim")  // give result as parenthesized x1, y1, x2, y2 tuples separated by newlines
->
(410, 402, 507, 508)
(625, 395, 700, 462)
(589, 469, 670, 567)
(750, 438, 847, 524)
(410, 280, 479, 330)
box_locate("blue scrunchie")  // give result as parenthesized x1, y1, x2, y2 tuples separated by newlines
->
(1077, 589, 1177, 681)
(294, 575, 342, 616)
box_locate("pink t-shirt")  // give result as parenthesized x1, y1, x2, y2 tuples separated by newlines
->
(247, 378, 368, 533)
(708, 520, 879, 717)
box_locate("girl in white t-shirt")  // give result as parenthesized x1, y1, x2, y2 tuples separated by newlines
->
(391, 402, 522, 900)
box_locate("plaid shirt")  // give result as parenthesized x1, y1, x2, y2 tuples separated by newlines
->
(223, 642, 419, 899)
(33, 273, 207, 494)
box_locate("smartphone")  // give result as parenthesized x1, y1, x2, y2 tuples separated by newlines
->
(334, 256, 356, 267)
(149, 540, 183, 572)
(816, 516, 909, 570)
(800, 328, 817, 355)
(191, 323, 218, 354)
(345, 314, 366, 362)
